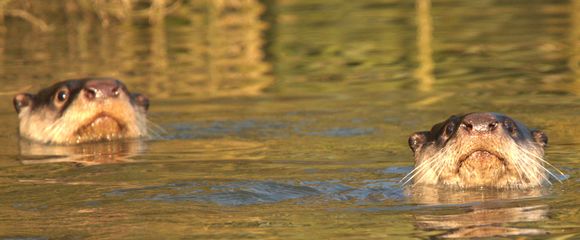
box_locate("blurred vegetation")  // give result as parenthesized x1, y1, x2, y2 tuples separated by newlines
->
(0, 0, 577, 99)
(0, 0, 272, 98)
(0, 0, 267, 29)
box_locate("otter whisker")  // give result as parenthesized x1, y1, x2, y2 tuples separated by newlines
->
(524, 157, 554, 185)
(519, 145, 560, 174)
(504, 140, 536, 185)
(514, 159, 541, 187)
(411, 146, 453, 186)
(523, 150, 564, 181)
(146, 119, 167, 134)
(46, 118, 71, 143)
(515, 154, 547, 186)
(407, 113, 556, 189)
(401, 147, 445, 184)
(517, 155, 550, 186)
(506, 152, 527, 186)
(14, 78, 151, 145)
(401, 156, 436, 185)
(508, 141, 552, 186)
(145, 119, 166, 140)
(514, 143, 562, 183)
(515, 143, 558, 172)
(402, 153, 440, 185)
(433, 146, 456, 185)
(409, 151, 447, 185)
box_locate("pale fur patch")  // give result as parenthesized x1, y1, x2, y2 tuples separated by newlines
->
(18, 93, 147, 144)
(402, 133, 554, 189)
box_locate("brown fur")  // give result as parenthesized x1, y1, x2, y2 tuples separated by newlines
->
(13, 78, 149, 144)
(405, 112, 561, 189)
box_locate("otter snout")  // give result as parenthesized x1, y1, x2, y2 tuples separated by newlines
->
(406, 112, 555, 189)
(84, 79, 124, 100)
(12, 77, 150, 144)
(459, 113, 500, 134)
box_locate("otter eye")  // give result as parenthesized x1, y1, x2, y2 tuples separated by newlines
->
(57, 91, 68, 102)
(445, 122, 455, 135)
(504, 120, 517, 135)
(54, 88, 70, 106)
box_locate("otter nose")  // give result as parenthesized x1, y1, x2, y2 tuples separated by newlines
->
(460, 113, 499, 133)
(84, 79, 122, 100)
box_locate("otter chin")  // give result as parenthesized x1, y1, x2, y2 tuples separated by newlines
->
(404, 112, 558, 189)
(75, 114, 125, 140)
(13, 77, 150, 144)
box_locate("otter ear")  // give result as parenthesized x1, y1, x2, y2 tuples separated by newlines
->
(531, 130, 548, 147)
(409, 131, 429, 153)
(13, 93, 33, 114)
(132, 93, 149, 111)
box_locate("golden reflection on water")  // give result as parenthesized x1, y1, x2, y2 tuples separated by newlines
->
(415, 0, 434, 92)
(571, 0, 580, 79)
(18, 138, 266, 165)
(0, 0, 578, 239)
(408, 185, 551, 238)
(18, 140, 146, 166)
(0, 0, 272, 99)
(416, 205, 548, 238)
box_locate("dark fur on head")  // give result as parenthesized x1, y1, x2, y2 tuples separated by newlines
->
(13, 77, 150, 144)
(403, 112, 560, 189)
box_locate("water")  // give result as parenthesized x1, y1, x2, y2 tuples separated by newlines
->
(0, 0, 578, 239)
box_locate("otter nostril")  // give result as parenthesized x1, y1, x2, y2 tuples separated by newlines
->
(461, 122, 473, 131)
(85, 88, 97, 100)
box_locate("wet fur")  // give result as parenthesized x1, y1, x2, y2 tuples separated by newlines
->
(404, 113, 560, 189)
(15, 78, 148, 144)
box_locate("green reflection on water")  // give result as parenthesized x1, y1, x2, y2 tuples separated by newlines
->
(0, 0, 578, 239)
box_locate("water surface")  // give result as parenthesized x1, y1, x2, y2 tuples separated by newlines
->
(0, 0, 578, 239)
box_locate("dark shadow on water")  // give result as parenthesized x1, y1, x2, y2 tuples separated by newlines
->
(0, 237, 49, 240)
(106, 179, 406, 206)
(164, 119, 375, 139)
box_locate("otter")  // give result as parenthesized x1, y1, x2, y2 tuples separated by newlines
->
(404, 112, 561, 189)
(13, 77, 149, 144)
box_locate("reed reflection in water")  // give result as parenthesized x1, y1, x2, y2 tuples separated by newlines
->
(0, 0, 578, 239)
(0, 0, 272, 99)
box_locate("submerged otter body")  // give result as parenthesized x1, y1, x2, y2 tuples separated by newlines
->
(13, 77, 149, 144)
(405, 112, 556, 189)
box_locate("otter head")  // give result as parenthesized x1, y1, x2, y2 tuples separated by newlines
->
(405, 112, 551, 189)
(13, 78, 149, 144)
